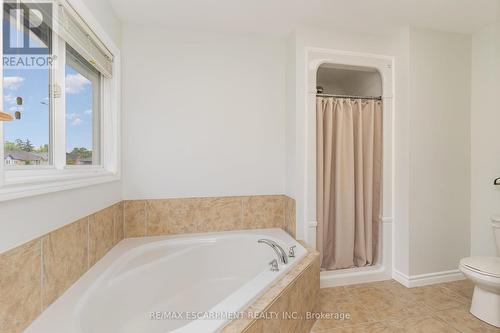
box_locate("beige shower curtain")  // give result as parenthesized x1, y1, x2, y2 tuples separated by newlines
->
(316, 97, 382, 270)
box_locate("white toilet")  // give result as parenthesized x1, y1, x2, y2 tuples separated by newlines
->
(459, 216, 500, 327)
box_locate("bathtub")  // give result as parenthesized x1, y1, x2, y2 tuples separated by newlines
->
(25, 228, 306, 333)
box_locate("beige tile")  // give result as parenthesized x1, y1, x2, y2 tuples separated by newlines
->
(295, 263, 319, 333)
(124, 200, 146, 237)
(242, 319, 263, 333)
(390, 315, 459, 333)
(113, 201, 124, 244)
(370, 279, 411, 298)
(438, 279, 474, 301)
(195, 197, 242, 232)
(42, 218, 88, 308)
(302, 261, 320, 309)
(320, 287, 351, 307)
(284, 196, 296, 237)
(242, 195, 285, 229)
(315, 280, 497, 333)
(345, 285, 387, 303)
(89, 207, 115, 266)
(311, 321, 400, 333)
(433, 307, 500, 333)
(0, 239, 41, 333)
(313, 300, 377, 331)
(343, 280, 398, 293)
(366, 298, 433, 322)
(222, 251, 319, 333)
(260, 289, 290, 332)
(147, 199, 197, 235)
(408, 284, 469, 311)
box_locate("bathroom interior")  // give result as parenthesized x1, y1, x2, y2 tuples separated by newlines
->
(1, 0, 500, 332)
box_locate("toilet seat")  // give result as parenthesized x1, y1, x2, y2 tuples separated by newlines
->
(460, 257, 500, 278)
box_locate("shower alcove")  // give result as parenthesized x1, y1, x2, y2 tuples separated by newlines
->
(304, 49, 394, 287)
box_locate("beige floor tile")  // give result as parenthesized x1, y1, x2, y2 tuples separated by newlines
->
(433, 307, 500, 333)
(320, 286, 351, 308)
(311, 320, 400, 333)
(371, 280, 413, 298)
(312, 301, 377, 331)
(437, 279, 474, 300)
(389, 315, 459, 333)
(310, 280, 495, 333)
(408, 284, 469, 311)
(366, 298, 433, 322)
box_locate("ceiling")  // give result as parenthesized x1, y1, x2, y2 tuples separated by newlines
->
(110, 0, 499, 36)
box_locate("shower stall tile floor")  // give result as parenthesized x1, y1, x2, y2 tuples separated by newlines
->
(310, 279, 500, 333)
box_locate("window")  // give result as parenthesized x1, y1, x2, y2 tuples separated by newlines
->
(3, 2, 52, 166)
(65, 45, 101, 165)
(0, 0, 120, 201)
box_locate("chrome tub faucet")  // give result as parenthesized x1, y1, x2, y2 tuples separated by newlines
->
(258, 239, 289, 265)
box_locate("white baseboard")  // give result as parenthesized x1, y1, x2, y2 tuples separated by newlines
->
(393, 269, 465, 288)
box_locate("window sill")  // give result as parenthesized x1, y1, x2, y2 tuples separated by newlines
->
(0, 168, 120, 202)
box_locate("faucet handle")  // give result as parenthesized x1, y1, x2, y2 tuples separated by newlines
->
(269, 259, 279, 272)
(288, 245, 296, 258)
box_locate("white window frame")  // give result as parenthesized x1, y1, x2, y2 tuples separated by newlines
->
(64, 42, 102, 167)
(0, 0, 121, 201)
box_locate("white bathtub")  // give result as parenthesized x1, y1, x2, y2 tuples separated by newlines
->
(25, 228, 306, 333)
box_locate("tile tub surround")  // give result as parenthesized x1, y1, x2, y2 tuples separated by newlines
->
(0, 194, 295, 333)
(0, 202, 124, 333)
(124, 195, 296, 238)
(222, 247, 320, 333)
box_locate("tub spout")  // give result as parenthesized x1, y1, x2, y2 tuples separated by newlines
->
(258, 239, 288, 264)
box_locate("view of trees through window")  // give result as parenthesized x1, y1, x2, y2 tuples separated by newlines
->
(3, 67, 51, 166)
(3, 15, 100, 167)
(65, 44, 100, 166)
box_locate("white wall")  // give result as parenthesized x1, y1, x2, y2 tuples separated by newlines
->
(408, 27, 471, 275)
(122, 27, 286, 199)
(0, 0, 122, 253)
(285, 33, 296, 198)
(392, 27, 411, 277)
(470, 22, 500, 256)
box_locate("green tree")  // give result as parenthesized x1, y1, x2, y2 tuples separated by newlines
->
(67, 147, 92, 165)
(23, 139, 34, 152)
(37, 144, 49, 153)
(4, 141, 20, 151)
(15, 139, 34, 152)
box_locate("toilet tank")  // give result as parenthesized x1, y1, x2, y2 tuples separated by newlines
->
(493, 215, 500, 255)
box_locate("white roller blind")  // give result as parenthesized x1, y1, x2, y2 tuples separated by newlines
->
(56, 0, 113, 78)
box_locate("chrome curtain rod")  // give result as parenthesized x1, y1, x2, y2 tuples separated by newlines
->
(316, 94, 382, 100)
